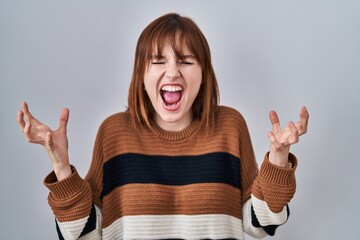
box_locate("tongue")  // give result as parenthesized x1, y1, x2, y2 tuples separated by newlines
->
(162, 91, 182, 104)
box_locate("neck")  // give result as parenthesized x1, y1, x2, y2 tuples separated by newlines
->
(154, 115, 193, 132)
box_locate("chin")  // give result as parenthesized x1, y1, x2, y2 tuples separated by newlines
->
(159, 112, 183, 123)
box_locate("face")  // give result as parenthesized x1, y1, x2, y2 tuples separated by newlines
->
(143, 43, 202, 131)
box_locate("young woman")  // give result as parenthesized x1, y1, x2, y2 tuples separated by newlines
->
(17, 13, 309, 239)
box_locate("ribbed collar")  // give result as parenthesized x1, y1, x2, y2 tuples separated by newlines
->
(149, 118, 203, 141)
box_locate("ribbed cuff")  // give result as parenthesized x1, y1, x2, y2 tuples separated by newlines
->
(44, 165, 86, 199)
(259, 152, 297, 186)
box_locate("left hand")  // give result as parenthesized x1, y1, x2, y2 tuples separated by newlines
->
(268, 106, 309, 168)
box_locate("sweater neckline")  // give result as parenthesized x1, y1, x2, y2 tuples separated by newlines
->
(149, 118, 202, 141)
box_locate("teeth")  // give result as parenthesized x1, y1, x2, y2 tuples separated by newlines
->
(161, 85, 182, 92)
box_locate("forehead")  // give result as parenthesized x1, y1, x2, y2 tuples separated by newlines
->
(149, 37, 194, 60)
(152, 43, 192, 56)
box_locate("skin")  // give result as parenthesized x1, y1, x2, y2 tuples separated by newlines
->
(144, 44, 202, 132)
(17, 102, 71, 180)
(268, 106, 309, 167)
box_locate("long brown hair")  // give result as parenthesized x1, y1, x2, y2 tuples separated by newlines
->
(128, 13, 219, 129)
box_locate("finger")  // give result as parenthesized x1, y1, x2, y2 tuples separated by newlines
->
(268, 131, 285, 149)
(269, 110, 281, 133)
(287, 121, 299, 144)
(58, 108, 69, 132)
(22, 101, 34, 121)
(298, 106, 309, 135)
(17, 110, 26, 131)
(23, 121, 32, 142)
(268, 132, 278, 146)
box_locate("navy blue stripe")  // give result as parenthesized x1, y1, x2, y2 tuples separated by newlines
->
(251, 204, 290, 236)
(55, 204, 97, 239)
(102, 152, 240, 197)
(79, 204, 97, 237)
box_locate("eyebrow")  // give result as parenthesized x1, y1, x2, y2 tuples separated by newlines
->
(150, 54, 195, 59)
(150, 55, 164, 60)
(182, 55, 196, 59)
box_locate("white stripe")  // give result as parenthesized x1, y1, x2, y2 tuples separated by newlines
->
(78, 229, 101, 240)
(251, 194, 288, 226)
(57, 216, 89, 240)
(57, 205, 103, 240)
(242, 199, 267, 238)
(78, 205, 102, 240)
(103, 214, 244, 239)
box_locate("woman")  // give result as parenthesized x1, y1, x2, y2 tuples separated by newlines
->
(17, 13, 309, 239)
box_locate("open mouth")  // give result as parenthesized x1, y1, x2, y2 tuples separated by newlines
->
(160, 85, 183, 108)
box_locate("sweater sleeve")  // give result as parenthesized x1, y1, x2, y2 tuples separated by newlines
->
(44, 168, 102, 240)
(247, 153, 297, 237)
(237, 113, 297, 238)
(43, 122, 106, 240)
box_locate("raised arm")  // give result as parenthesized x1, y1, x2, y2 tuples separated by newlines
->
(17, 101, 72, 180)
(18, 101, 101, 239)
(242, 106, 309, 238)
(268, 106, 309, 167)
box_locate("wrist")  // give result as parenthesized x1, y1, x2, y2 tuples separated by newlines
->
(269, 151, 289, 168)
(53, 163, 72, 181)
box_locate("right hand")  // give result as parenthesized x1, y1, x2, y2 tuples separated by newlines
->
(17, 101, 72, 180)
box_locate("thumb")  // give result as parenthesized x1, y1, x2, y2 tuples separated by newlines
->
(58, 108, 70, 132)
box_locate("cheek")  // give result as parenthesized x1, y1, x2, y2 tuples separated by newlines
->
(144, 68, 162, 90)
(143, 78, 159, 103)
(188, 74, 202, 99)
(143, 73, 154, 92)
(192, 70, 203, 89)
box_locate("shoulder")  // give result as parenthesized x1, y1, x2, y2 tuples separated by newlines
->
(213, 105, 251, 137)
(215, 105, 247, 125)
(102, 111, 131, 124)
(98, 111, 133, 133)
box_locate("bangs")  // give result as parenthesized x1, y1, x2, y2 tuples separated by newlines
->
(149, 34, 189, 61)
(145, 18, 204, 65)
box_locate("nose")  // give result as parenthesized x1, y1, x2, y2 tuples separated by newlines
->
(165, 61, 180, 79)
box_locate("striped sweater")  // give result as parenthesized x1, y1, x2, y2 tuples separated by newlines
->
(44, 106, 297, 240)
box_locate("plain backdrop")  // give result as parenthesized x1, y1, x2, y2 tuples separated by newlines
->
(1, 0, 359, 239)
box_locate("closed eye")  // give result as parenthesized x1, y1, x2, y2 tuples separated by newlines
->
(179, 61, 194, 65)
(151, 61, 165, 64)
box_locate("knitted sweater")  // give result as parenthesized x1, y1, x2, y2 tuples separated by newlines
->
(44, 106, 297, 240)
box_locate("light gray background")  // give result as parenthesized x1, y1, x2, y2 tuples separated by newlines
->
(1, 0, 359, 239)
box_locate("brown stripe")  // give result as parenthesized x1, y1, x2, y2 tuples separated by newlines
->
(100, 108, 245, 164)
(102, 183, 241, 228)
